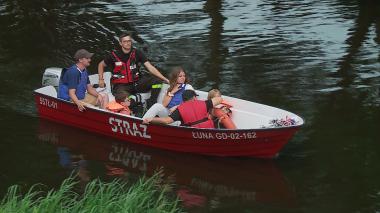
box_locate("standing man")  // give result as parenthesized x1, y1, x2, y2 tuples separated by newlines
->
(58, 49, 109, 112)
(97, 32, 169, 108)
(143, 90, 223, 129)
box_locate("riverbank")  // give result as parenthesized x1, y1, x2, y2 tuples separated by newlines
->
(0, 172, 182, 212)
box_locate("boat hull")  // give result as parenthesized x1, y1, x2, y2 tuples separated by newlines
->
(35, 92, 300, 158)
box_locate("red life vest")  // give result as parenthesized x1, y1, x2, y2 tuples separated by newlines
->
(111, 49, 138, 84)
(178, 100, 214, 129)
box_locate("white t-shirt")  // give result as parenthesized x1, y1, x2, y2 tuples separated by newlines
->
(185, 84, 194, 90)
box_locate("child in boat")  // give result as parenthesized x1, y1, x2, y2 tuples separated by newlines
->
(142, 66, 194, 119)
(207, 89, 221, 102)
(106, 90, 132, 115)
(207, 89, 236, 129)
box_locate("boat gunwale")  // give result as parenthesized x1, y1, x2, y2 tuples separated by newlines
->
(34, 88, 304, 132)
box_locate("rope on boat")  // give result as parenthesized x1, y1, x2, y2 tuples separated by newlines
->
(263, 116, 298, 128)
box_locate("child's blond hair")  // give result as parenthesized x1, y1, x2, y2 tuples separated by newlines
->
(207, 89, 221, 100)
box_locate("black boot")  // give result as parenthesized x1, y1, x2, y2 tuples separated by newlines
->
(146, 86, 162, 108)
(129, 98, 144, 117)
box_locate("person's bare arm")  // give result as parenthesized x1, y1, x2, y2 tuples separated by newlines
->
(143, 116, 174, 125)
(86, 84, 99, 97)
(162, 92, 172, 107)
(162, 84, 183, 107)
(69, 89, 85, 111)
(98, 60, 107, 87)
(144, 61, 169, 83)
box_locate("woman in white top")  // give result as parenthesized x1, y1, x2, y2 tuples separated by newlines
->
(143, 66, 194, 119)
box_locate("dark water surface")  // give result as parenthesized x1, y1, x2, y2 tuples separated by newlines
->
(0, 0, 379, 212)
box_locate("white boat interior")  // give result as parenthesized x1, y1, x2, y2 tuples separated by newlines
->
(36, 67, 304, 129)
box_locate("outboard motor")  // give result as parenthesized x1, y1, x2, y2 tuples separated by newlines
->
(42, 67, 63, 91)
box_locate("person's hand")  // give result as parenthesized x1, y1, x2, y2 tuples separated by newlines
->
(171, 84, 182, 93)
(96, 93, 104, 102)
(169, 105, 178, 114)
(164, 78, 170, 84)
(99, 79, 105, 88)
(96, 94, 104, 108)
(143, 117, 153, 124)
(77, 102, 86, 112)
(97, 93, 109, 109)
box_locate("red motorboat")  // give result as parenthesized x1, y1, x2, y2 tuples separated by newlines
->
(35, 68, 304, 158)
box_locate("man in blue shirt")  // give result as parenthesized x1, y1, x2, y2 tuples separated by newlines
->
(58, 49, 108, 111)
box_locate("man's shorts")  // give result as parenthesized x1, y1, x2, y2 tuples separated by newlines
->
(81, 93, 98, 105)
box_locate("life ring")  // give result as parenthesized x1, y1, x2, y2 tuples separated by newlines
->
(106, 101, 131, 115)
(213, 105, 236, 129)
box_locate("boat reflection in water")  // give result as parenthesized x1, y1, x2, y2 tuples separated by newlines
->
(37, 119, 297, 210)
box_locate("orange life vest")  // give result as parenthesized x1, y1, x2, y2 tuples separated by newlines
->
(106, 101, 131, 115)
(212, 102, 236, 129)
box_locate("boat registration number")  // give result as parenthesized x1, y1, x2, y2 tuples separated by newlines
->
(39, 97, 58, 109)
(192, 131, 257, 140)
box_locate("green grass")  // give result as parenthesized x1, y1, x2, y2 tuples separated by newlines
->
(0, 171, 183, 213)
